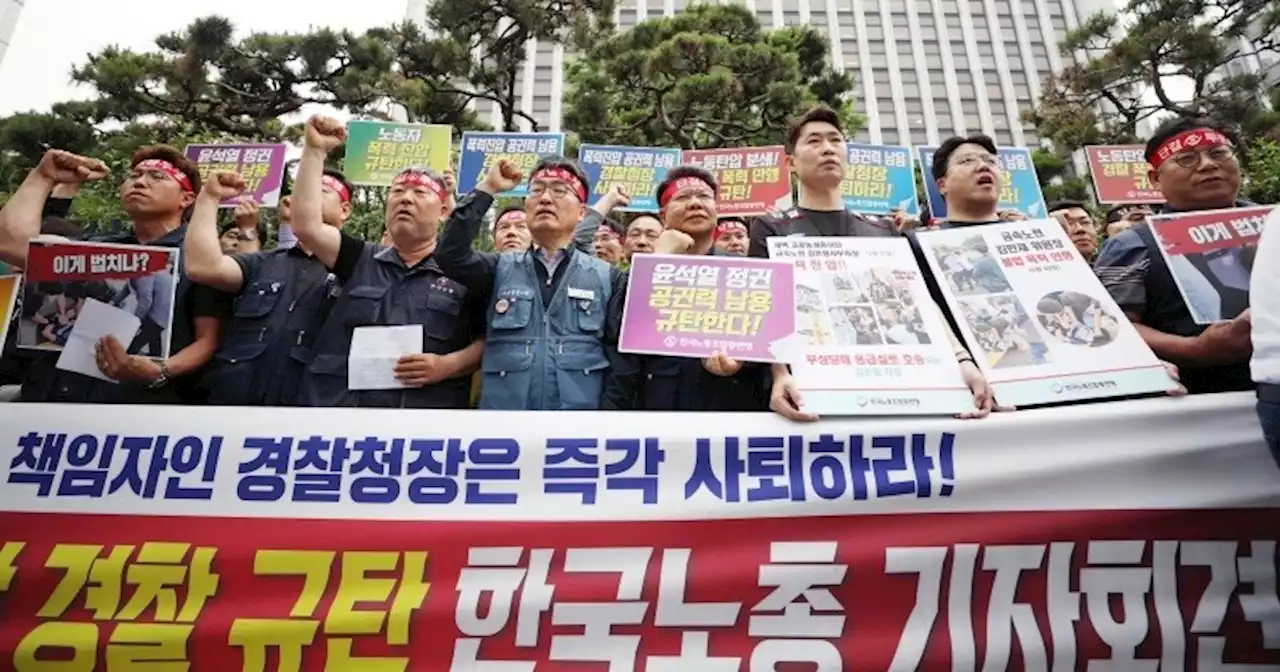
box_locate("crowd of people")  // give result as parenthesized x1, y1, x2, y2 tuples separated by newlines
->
(0, 106, 1275, 463)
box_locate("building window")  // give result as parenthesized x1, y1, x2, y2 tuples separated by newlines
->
(757, 10, 773, 26)
(784, 10, 801, 25)
(837, 10, 856, 27)
(868, 34, 887, 50)
(620, 9, 636, 24)
(532, 96, 552, 114)
(854, 129, 873, 143)
(812, 10, 828, 24)
(866, 0, 881, 12)
(865, 13, 883, 26)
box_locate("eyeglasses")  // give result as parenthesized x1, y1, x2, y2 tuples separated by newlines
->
(952, 154, 999, 168)
(528, 182, 578, 199)
(1168, 145, 1236, 169)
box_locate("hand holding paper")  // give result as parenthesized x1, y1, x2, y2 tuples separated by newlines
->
(348, 326, 423, 390)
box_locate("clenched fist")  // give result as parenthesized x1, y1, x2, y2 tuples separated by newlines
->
(481, 159, 523, 194)
(37, 150, 108, 185)
(604, 184, 631, 208)
(233, 197, 261, 229)
(304, 116, 347, 151)
(201, 172, 247, 201)
(654, 229, 695, 255)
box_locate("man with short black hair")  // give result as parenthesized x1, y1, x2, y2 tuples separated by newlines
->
(1094, 117, 1255, 394)
(593, 217, 625, 265)
(492, 206, 532, 252)
(1048, 200, 1099, 261)
(1104, 203, 1154, 239)
(623, 214, 662, 261)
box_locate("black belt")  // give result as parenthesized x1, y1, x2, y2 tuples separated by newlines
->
(1258, 383, 1280, 403)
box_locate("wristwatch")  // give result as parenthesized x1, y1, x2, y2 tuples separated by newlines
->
(955, 350, 975, 364)
(148, 360, 171, 389)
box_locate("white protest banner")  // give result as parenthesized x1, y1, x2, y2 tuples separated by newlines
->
(915, 219, 1177, 406)
(0, 395, 1277, 668)
(767, 236, 972, 415)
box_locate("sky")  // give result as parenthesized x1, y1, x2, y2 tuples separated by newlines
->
(0, 0, 412, 117)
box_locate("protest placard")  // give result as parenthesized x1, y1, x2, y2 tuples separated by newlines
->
(1147, 205, 1274, 324)
(619, 253, 795, 362)
(17, 240, 179, 360)
(344, 121, 452, 186)
(842, 143, 920, 216)
(917, 146, 1046, 220)
(767, 237, 971, 415)
(577, 144, 681, 212)
(1084, 145, 1165, 204)
(681, 146, 792, 216)
(0, 275, 17, 354)
(456, 132, 565, 196)
(915, 219, 1176, 406)
(184, 143, 289, 207)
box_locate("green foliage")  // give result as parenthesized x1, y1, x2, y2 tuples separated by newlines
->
(562, 3, 860, 149)
(1026, 0, 1280, 152)
(1244, 139, 1280, 205)
(1031, 148, 1091, 204)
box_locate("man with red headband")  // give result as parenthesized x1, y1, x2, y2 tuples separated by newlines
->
(436, 155, 629, 410)
(492, 206, 532, 252)
(593, 219, 625, 265)
(612, 166, 769, 411)
(283, 116, 486, 408)
(184, 165, 354, 406)
(0, 146, 231, 403)
(1094, 117, 1256, 394)
(714, 217, 749, 256)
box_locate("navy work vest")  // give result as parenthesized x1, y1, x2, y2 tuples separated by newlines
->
(479, 249, 613, 410)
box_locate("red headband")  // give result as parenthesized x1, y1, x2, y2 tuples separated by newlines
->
(659, 176, 715, 208)
(135, 159, 192, 193)
(1151, 128, 1230, 169)
(393, 170, 446, 201)
(322, 175, 351, 203)
(595, 225, 619, 240)
(493, 209, 525, 231)
(530, 167, 587, 201)
(714, 219, 747, 239)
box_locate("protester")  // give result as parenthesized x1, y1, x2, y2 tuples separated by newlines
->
(230, 197, 263, 254)
(0, 147, 230, 403)
(435, 157, 627, 410)
(219, 225, 245, 254)
(1048, 200, 1099, 261)
(623, 214, 662, 261)
(492, 206, 532, 252)
(592, 218, 625, 265)
(287, 116, 485, 408)
(1094, 117, 1254, 394)
(713, 217, 749, 256)
(184, 163, 355, 406)
(1250, 207, 1280, 468)
(1104, 203, 1154, 239)
(607, 167, 768, 411)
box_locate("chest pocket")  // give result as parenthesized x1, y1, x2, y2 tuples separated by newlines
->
(570, 296, 606, 333)
(423, 290, 463, 342)
(343, 285, 387, 328)
(491, 287, 536, 331)
(235, 281, 284, 320)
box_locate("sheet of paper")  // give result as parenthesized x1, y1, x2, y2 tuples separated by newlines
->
(348, 325, 423, 391)
(55, 298, 142, 383)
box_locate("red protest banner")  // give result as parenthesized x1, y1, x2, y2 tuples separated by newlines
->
(1084, 145, 1165, 204)
(1148, 206, 1273, 256)
(23, 241, 174, 282)
(681, 146, 791, 217)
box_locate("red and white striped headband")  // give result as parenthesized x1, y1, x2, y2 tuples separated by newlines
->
(659, 176, 715, 208)
(1151, 128, 1231, 169)
(392, 169, 446, 201)
(714, 219, 747, 239)
(493, 209, 525, 231)
(529, 167, 587, 201)
(322, 175, 351, 203)
(134, 159, 192, 193)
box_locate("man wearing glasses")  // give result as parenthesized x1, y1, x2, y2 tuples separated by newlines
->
(1094, 118, 1256, 394)
(435, 157, 629, 410)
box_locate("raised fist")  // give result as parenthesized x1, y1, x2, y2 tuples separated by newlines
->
(304, 116, 347, 151)
(202, 172, 247, 200)
(233, 196, 260, 228)
(37, 150, 108, 184)
(606, 184, 632, 207)
(654, 229, 695, 255)
(482, 159, 523, 193)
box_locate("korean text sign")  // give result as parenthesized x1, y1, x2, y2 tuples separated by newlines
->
(681, 146, 792, 217)
(1084, 145, 1165, 204)
(17, 240, 179, 359)
(1147, 205, 1274, 324)
(842, 143, 921, 217)
(0, 396, 1278, 669)
(456, 132, 565, 197)
(914, 219, 1175, 406)
(577, 144, 681, 212)
(917, 146, 1046, 220)
(344, 121, 453, 186)
(767, 237, 971, 415)
(184, 143, 288, 207)
(619, 253, 796, 362)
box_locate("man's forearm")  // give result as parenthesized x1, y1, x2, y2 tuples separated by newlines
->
(186, 195, 245, 292)
(443, 339, 485, 380)
(0, 171, 57, 267)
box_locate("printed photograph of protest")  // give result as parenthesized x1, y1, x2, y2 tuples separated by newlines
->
(794, 283, 836, 346)
(1147, 205, 1272, 324)
(0, 275, 18, 353)
(829, 305, 883, 345)
(821, 273, 867, 304)
(932, 235, 1014, 296)
(957, 294, 1050, 369)
(1035, 290, 1123, 348)
(875, 300, 932, 345)
(17, 240, 179, 359)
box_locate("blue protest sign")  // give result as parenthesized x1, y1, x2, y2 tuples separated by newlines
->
(917, 145, 1046, 220)
(842, 143, 920, 217)
(577, 144, 682, 212)
(457, 132, 565, 196)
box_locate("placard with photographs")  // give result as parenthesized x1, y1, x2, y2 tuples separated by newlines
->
(915, 219, 1176, 406)
(767, 237, 973, 415)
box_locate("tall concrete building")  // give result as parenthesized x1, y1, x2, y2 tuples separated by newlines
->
(407, 0, 1094, 148)
(0, 0, 24, 69)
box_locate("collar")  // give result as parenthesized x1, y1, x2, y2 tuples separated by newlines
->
(104, 222, 189, 248)
(374, 244, 441, 272)
(938, 219, 1001, 230)
(1155, 199, 1254, 215)
(533, 245, 569, 261)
